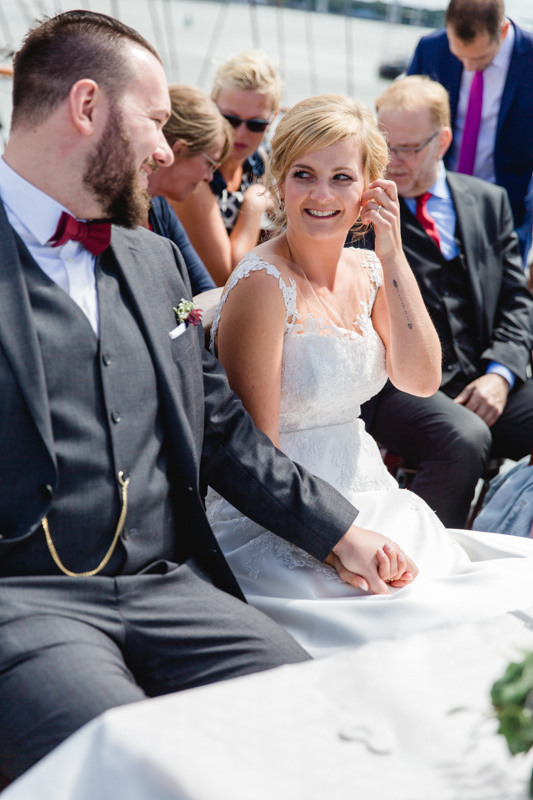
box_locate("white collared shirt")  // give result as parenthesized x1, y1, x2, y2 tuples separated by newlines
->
(0, 156, 99, 335)
(448, 21, 514, 183)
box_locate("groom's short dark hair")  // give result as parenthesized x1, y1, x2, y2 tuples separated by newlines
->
(12, 10, 161, 130)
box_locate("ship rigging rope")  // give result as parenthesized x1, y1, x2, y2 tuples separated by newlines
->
(197, 0, 229, 89)
(163, 0, 180, 81)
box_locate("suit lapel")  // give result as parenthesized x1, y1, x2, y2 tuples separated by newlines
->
(448, 60, 463, 129)
(497, 24, 525, 140)
(107, 228, 199, 475)
(445, 173, 486, 342)
(399, 197, 441, 257)
(0, 203, 56, 465)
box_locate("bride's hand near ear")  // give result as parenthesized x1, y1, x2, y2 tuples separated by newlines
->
(360, 178, 404, 262)
(360, 178, 442, 399)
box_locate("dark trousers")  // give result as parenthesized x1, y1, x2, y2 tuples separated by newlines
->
(0, 559, 309, 780)
(362, 377, 533, 528)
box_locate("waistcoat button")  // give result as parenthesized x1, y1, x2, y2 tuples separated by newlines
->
(111, 410, 121, 423)
(102, 353, 111, 366)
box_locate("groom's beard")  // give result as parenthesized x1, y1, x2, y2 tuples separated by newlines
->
(83, 103, 151, 228)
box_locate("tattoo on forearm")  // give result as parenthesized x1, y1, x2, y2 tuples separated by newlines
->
(392, 279, 413, 329)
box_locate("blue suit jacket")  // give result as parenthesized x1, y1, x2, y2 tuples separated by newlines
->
(408, 22, 533, 260)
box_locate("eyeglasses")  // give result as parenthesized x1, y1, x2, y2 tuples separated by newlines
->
(201, 151, 221, 176)
(388, 131, 440, 161)
(220, 112, 273, 133)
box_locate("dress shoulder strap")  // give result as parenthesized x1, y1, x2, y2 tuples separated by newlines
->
(360, 249, 383, 288)
(209, 252, 299, 353)
(352, 248, 383, 312)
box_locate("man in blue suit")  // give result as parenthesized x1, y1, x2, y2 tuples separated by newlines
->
(408, 0, 533, 263)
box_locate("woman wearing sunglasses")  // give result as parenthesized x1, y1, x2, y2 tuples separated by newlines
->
(171, 51, 281, 285)
(146, 83, 232, 294)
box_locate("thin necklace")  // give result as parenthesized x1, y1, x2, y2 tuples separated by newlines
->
(285, 237, 348, 330)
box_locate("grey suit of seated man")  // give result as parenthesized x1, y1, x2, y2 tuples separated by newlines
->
(360, 75, 533, 528)
(0, 10, 377, 782)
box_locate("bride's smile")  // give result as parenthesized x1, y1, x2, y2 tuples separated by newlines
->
(281, 140, 365, 239)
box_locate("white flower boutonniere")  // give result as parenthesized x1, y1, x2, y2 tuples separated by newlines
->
(173, 299, 203, 327)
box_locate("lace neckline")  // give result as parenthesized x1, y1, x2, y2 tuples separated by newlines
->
(209, 250, 383, 352)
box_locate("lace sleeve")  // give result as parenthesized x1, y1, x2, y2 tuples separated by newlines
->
(360, 250, 383, 313)
(209, 252, 300, 354)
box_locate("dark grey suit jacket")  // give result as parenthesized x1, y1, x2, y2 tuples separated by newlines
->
(0, 203, 357, 598)
(398, 171, 533, 383)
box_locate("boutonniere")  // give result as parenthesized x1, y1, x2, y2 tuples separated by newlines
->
(173, 299, 203, 326)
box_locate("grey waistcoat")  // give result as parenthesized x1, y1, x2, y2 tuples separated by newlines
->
(1, 242, 177, 577)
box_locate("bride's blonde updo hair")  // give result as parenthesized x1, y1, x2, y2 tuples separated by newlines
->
(266, 94, 389, 233)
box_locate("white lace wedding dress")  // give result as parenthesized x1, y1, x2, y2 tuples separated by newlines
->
(205, 251, 533, 657)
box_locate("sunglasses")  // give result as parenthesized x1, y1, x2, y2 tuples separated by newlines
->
(221, 112, 273, 133)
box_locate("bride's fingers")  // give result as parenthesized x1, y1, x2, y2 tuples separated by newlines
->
(395, 550, 409, 580)
(389, 577, 412, 588)
(377, 543, 411, 582)
(404, 554, 419, 580)
(383, 542, 398, 578)
(364, 570, 391, 596)
(326, 552, 389, 595)
(325, 552, 370, 592)
(376, 547, 391, 582)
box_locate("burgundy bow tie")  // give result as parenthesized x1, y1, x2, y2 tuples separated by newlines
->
(49, 211, 111, 256)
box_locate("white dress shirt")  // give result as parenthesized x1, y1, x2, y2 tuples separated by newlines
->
(447, 21, 514, 183)
(404, 161, 515, 388)
(0, 156, 99, 335)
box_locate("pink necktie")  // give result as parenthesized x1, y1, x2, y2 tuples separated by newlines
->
(416, 192, 441, 250)
(49, 212, 112, 256)
(457, 70, 484, 175)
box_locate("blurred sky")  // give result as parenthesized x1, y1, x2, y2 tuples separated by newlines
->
(0, 0, 530, 144)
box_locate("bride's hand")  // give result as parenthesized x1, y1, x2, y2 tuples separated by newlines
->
(327, 523, 419, 594)
(376, 544, 416, 589)
(359, 179, 403, 263)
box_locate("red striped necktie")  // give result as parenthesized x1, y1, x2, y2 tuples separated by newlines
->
(415, 192, 441, 250)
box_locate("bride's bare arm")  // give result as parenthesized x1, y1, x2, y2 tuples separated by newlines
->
(360, 178, 441, 397)
(216, 266, 286, 449)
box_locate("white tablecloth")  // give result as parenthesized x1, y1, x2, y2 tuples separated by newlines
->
(5, 610, 533, 800)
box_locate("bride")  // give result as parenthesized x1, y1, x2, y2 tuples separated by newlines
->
(205, 94, 533, 658)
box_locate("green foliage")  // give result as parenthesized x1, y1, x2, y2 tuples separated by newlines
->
(492, 652, 533, 796)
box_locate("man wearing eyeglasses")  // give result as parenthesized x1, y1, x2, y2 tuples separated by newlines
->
(360, 75, 533, 528)
(407, 0, 533, 265)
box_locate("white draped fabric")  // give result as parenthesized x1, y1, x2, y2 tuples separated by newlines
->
(5, 611, 533, 800)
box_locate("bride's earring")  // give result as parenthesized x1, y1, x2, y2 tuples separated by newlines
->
(279, 197, 285, 212)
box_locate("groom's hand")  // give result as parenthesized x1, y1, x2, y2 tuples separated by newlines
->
(327, 523, 419, 594)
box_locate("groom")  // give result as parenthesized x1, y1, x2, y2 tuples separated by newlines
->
(0, 10, 411, 782)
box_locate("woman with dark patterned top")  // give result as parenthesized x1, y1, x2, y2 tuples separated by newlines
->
(171, 52, 281, 286)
